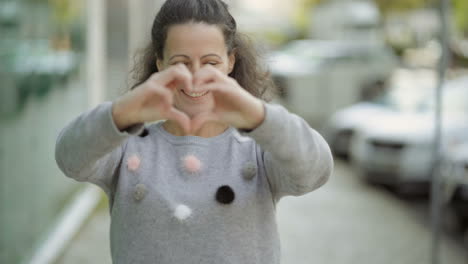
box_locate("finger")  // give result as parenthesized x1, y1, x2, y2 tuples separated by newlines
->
(190, 112, 222, 134)
(193, 65, 225, 87)
(154, 64, 193, 92)
(144, 84, 174, 108)
(198, 82, 232, 96)
(165, 108, 191, 133)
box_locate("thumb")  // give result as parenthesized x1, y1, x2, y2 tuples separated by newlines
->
(165, 108, 191, 134)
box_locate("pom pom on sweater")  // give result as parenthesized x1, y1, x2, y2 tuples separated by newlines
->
(216, 185, 235, 204)
(242, 162, 257, 180)
(183, 155, 201, 174)
(127, 155, 141, 171)
(133, 183, 147, 201)
(174, 204, 192, 221)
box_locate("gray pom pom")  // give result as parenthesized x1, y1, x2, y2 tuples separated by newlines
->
(242, 162, 257, 180)
(133, 183, 148, 201)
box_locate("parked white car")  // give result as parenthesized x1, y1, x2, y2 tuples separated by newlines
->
(323, 68, 436, 158)
(269, 39, 398, 125)
(349, 76, 468, 193)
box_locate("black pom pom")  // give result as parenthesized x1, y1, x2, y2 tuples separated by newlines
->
(139, 128, 149, 137)
(215, 185, 235, 204)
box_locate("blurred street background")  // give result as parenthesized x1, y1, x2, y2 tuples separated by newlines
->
(1, 0, 468, 263)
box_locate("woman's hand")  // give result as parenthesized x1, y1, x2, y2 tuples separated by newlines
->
(191, 65, 265, 133)
(112, 64, 193, 133)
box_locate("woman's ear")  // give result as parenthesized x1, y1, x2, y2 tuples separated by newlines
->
(228, 51, 236, 74)
(156, 59, 164, 71)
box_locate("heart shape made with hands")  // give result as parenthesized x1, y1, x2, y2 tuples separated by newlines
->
(160, 66, 265, 135)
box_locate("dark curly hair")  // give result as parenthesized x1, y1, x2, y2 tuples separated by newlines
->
(130, 0, 277, 101)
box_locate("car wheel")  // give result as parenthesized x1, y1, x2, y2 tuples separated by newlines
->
(394, 182, 429, 198)
(442, 209, 463, 234)
(394, 182, 412, 197)
(464, 229, 468, 250)
(332, 129, 354, 159)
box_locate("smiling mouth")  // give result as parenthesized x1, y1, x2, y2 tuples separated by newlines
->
(182, 89, 209, 99)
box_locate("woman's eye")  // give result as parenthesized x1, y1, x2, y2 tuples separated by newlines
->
(172, 62, 189, 66)
(205, 62, 218, 66)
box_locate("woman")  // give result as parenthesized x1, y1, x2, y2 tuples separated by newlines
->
(55, 0, 333, 263)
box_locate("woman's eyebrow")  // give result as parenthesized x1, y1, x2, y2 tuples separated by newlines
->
(201, 54, 222, 59)
(169, 54, 190, 61)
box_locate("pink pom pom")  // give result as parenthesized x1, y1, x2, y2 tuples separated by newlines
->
(127, 155, 141, 171)
(183, 155, 201, 173)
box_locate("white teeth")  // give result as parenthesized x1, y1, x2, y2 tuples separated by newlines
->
(184, 90, 207, 98)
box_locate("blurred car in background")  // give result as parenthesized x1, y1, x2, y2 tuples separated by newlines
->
(0, 38, 78, 115)
(0, 0, 82, 116)
(309, 0, 381, 44)
(323, 68, 436, 158)
(350, 76, 468, 194)
(441, 142, 468, 231)
(269, 39, 398, 125)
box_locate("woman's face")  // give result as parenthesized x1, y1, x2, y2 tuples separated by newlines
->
(157, 22, 235, 118)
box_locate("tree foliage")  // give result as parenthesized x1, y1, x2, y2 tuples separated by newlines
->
(291, 0, 468, 40)
(453, 0, 468, 36)
(373, 0, 435, 15)
(291, 0, 324, 39)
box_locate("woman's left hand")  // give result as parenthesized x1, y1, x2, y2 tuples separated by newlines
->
(190, 65, 265, 133)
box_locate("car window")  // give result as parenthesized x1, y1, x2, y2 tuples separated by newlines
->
(282, 42, 346, 61)
(372, 86, 430, 112)
(419, 82, 468, 114)
(442, 88, 468, 113)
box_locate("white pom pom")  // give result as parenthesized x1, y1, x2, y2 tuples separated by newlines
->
(174, 204, 192, 221)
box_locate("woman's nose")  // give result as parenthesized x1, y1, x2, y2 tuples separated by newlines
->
(190, 62, 201, 74)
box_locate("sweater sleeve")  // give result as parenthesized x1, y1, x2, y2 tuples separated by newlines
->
(241, 103, 334, 202)
(54, 101, 145, 195)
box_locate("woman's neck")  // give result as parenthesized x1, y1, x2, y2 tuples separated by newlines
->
(162, 120, 229, 138)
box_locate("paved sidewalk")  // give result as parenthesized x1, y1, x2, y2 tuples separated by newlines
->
(277, 160, 467, 264)
(54, 193, 112, 264)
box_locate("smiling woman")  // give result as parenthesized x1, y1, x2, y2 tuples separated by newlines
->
(131, 0, 275, 101)
(54, 0, 334, 263)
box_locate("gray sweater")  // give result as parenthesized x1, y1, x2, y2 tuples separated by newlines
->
(55, 101, 333, 264)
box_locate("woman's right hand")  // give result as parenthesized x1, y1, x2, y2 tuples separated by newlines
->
(111, 64, 193, 133)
